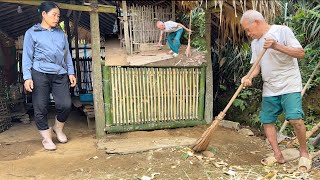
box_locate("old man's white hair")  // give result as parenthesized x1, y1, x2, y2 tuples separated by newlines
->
(240, 10, 265, 24)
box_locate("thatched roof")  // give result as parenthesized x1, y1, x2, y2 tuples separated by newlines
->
(208, 0, 282, 46)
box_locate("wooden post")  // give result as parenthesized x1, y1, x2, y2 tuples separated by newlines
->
(90, 0, 105, 138)
(73, 9, 82, 93)
(204, 10, 213, 123)
(171, 0, 175, 21)
(198, 65, 206, 120)
(122, 0, 130, 54)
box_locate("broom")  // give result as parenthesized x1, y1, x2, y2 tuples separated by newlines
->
(185, 10, 192, 57)
(192, 48, 267, 152)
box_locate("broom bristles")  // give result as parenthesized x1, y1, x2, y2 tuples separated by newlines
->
(192, 119, 221, 152)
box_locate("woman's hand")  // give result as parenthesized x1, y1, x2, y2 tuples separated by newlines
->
(69, 75, 76, 87)
(24, 79, 34, 92)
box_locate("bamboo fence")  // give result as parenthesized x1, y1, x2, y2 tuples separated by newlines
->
(128, 5, 172, 53)
(103, 65, 206, 133)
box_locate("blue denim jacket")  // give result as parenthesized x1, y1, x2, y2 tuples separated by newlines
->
(22, 23, 75, 80)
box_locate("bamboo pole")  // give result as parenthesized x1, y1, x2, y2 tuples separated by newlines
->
(152, 68, 157, 121)
(147, 69, 151, 122)
(192, 69, 196, 119)
(111, 67, 116, 124)
(179, 69, 183, 120)
(196, 68, 199, 118)
(129, 68, 133, 124)
(125, 68, 130, 124)
(157, 69, 161, 121)
(189, 69, 192, 119)
(132, 68, 137, 124)
(90, 0, 105, 138)
(160, 69, 164, 121)
(143, 68, 147, 122)
(163, 69, 167, 121)
(185, 69, 188, 120)
(0, 0, 116, 13)
(117, 68, 123, 124)
(173, 69, 177, 120)
(103, 66, 112, 126)
(198, 66, 206, 120)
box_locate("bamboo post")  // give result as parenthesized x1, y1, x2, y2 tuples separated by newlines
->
(111, 67, 116, 124)
(103, 66, 112, 126)
(171, 0, 175, 21)
(128, 68, 133, 124)
(173, 69, 177, 120)
(195, 68, 199, 118)
(132, 68, 137, 124)
(122, 1, 130, 54)
(160, 69, 164, 121)
(121, 68, 126, 124)
(114, 68, 119, 124)
(143, 68, 147, 121)
(192, 69, 196, 119)
(90, 0, 105, 138)
(198, 65, 206, 120)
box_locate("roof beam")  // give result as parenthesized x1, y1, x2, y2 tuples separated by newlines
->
(0, 0, 116, 13)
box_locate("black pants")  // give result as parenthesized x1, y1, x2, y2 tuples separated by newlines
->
(32, 69, 72, 130)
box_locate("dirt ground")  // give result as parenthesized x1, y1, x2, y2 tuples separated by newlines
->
(103, 38, 205, 67)
(1, 39, 319, 179)
(1, 109, 320, 180)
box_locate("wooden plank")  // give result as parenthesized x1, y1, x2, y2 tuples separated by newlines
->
(0, 0, 116, 13)
(90, 0, 105, 138)
(127, 53, 173, 66)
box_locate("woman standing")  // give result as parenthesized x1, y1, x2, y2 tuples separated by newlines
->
(22, 2, 76, 150)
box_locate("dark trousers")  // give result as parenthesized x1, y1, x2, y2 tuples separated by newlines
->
(32, 69, 72, 130)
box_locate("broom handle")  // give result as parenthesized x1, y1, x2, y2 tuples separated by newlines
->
(222, 48, 267, 114)
(279, 59, 320, 133)
(188, 10, 192, 43)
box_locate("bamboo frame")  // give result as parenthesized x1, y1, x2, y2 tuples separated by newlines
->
(103, 66, 206, 133)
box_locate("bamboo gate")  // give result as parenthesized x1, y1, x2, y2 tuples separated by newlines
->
(102, 66, 206, 133)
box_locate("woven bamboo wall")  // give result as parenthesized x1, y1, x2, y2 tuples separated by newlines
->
(128, 5, 172, 52)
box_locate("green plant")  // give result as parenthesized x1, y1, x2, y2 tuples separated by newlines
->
(178, 7, 206, 51)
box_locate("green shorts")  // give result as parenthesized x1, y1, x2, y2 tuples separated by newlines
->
(260, 92, 304, 124)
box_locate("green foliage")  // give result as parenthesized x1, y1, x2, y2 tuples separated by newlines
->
(288, 3, 320, 89)
(177, 7, 206, 51)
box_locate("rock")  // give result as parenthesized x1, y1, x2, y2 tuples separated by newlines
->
(202, 151, 215, 158)
(238, 128, 254, 136)
(220, 120, 240, 130)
